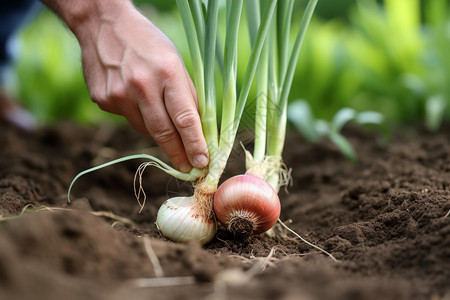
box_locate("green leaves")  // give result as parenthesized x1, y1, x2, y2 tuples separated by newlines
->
(12, 10, 118, 125)
(286, 100, 318, 142)
(288, 100, 384, 162)
(425, 95, 447, 132)
(177, 0, 278, 184)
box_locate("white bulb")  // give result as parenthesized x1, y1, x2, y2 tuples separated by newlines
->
(156, 196, 217, 245)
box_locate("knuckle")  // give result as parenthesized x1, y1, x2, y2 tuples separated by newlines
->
(173, 110, 199, 129)
(90, 91, 114, 113)
(151, 126, 177, 144)
(108, 85, 127, 101)
(128, 69, 151, 92)
(159, 54, 182, 82)
(89, 89, 101, 104)
(90, 91, 106, 108)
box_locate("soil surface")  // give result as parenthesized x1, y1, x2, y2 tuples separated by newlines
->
(0, 121, 449, 300)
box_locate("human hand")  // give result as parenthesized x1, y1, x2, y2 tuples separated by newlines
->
(46, 0, 209, 172)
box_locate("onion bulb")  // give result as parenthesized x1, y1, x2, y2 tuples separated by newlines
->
(213, 174, 280, 237)
(156, 196, 217, 245)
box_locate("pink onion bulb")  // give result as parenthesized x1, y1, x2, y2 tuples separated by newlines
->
(213, 174, 280, 237)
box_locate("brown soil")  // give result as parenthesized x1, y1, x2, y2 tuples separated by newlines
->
(0, 121, 449, 300)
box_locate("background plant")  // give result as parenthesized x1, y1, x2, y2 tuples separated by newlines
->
(288, 99, 384, 162)
(8, 9, 121, 125)
(290, 0, 450, 131)
(6, 0, 450, 132)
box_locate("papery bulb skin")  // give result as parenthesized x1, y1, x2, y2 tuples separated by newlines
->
(213, 174, 280, 237)
(156, 196, 217, 245)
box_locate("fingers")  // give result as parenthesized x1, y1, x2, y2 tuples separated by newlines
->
(139, 77, 208, 171)
(86, 55, 204, 172)
(162, 59, 209, 170)
(128, 51, 208, 172)
(138, 94, 192, 173)
(166, 104, 209, 168)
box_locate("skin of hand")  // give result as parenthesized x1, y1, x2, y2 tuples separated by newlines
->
(41, 0, 209, 172)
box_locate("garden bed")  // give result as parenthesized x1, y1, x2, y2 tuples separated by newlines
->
(0, 121, 449, 300)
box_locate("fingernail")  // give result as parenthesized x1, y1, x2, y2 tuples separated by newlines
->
(192, 154, 209, 168)
(179, 162, 192, 173)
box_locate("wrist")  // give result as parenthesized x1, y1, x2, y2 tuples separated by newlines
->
(43, 0, 134, 39)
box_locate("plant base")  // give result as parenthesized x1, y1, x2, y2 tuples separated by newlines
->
(227, 210, 258, 237)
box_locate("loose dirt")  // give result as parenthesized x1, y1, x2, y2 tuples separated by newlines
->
(0, 121, 449, 300)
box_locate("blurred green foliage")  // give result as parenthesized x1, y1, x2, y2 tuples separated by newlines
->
(292, 0, 450, 130)
(288, 99, 384, 161)
(10, 9, 121, 125)
(8, 0, 450, 131)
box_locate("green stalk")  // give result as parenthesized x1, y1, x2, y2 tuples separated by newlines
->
(178, 0, 278, 187)
(202, 0, 220, 186)
(278, 0, 317, 113)
(277, 0, 294, 79)
(215, 34, 224, 75)
(191, 0, 224, 74)
(266, 0, 294, 158)
(264, 10, 282, 190)
(189, 0, 205, 58)
(67, 154, 207, 203)
(176, 0, 218, 179)
(267, 0, 318, 158)
(176, 1, 205, 115)
(246, 0, 260, 47)
(217, 0, 243, 175)
(253, 25, 269, 162)
(246, 0, 268, 163)
(233, 0, 277, 132)
(266, 10, 279, 161)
